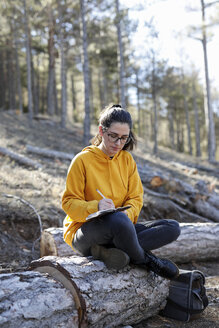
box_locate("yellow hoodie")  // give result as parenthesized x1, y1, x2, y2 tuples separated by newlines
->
(62, 145, 143, 248)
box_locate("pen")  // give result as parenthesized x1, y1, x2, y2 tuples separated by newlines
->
(96, 189, 106, 199)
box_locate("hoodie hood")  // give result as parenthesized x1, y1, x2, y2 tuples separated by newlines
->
(82, 145, 121, 161)
(81, 145, 127, 198)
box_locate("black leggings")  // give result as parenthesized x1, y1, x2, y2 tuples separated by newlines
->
(72, 212, 181, 265)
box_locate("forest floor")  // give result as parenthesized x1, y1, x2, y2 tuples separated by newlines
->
(0, 110, 218, 328)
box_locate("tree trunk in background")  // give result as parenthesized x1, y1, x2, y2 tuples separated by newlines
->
(47, 5, 56, 116)
(59, 4, 67, 129)
(14, 26, 23, 113)
(182, 81, 192, 155)
(98, 69, 104, 110)
(168, 105, 175, 150)
(54, 74, 59, 115)
(7, 38, 16, 110)
(23, 0, 33, 125)
(136, 69, 141, 137)
(115, 0, 126, 108)
(201, 0, 216, 162)
(71, 74, 77, 121)
(89, 67, 95, 123)
(80, 0, 91, 145)
(60, 45, 67, 128)
(35, 55, 40, 115)
(0, 50, 5, 109)
(193, 82, 202, 157)
(152, 57, 158, 155)
(101, 59, 108, 106)
(31, 51, 39, 116)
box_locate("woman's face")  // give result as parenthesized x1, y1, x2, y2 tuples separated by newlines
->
(98, 122, 130, 157)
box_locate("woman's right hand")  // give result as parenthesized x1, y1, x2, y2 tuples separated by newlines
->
(98, 198, 115, 211)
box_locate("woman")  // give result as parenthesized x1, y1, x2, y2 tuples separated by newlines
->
(62, 104, 180, 279)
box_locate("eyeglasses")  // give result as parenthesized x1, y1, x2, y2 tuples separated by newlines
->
(106, 132, 130, 144)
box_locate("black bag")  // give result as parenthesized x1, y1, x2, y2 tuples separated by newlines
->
(161, 269, 209, 322)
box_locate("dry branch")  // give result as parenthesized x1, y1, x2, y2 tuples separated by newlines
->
(0, 147, 42, 169)
(26, 144, 74, 160)
(40, 223, 219, 263)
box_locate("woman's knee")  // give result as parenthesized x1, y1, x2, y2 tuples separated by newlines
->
(108, 212, 134, 234)
(167, 219, 181, 241)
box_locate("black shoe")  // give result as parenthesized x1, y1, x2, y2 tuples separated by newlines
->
(146, 252, 179, 280)
(91, 244, 130, 270)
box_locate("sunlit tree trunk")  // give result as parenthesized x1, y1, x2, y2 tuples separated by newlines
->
(0, 50, 5, 109)
(168, 104, 175, 150)
(7, 38, 16, 109)
(14, 27, 23, 113)
(23, 0, 33, 125)
(47, 5, 56, 116)
(152, 56, 158, 155)
(193, 82, 202, 157)
(115, 0, 125, 108)
(201, 0, 216, 162)
(58, 4, 67, 129)
(71, 74, 77, 121)
(11, 18, 23, 113)
(80, 0, 91, 145)
(135, 69, 141, 137)
(182, 80, 192, 155)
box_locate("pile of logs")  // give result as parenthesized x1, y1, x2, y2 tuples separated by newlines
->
(137, 163, 219, 224)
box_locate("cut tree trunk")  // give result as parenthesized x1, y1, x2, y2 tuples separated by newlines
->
(0, 270, 77, 328)
(40, 223, 219, 263)
(0, 256, 170, 328)
(30, 255, 170, 328)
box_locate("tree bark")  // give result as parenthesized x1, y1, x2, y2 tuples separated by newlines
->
(192, 81, 202, 157)
(182, 79, 192, 155)
(115, 0, 126, 108)
(47, 5, 56, 116)
(23, 0, 33, 125)
(0, 270, 78, 328)
(0, 257, 170, 328)
(40, 223, 219, 263)
(30, 256, 170, 328)
(80, 0, 91, 145)
(59, 9, 67, 129)
(201, 0, 216, 162)
(154, 222, 219, 262)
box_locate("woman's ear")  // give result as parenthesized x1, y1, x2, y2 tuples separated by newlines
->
(99, 125, 104, 136)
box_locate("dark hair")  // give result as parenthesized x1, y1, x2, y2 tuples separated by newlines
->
(91, 104, 137, 151)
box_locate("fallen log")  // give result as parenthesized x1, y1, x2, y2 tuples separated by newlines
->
(30, 255, 170, 328)
(0, 147, 42, 169)
(40, 223, 219, 263)
(154, 222, 219, 262)
(194, 199, 219, 223)
(26, 144, 74, 161)
(0, 255, 170, 328)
